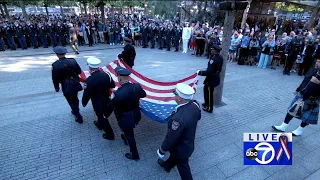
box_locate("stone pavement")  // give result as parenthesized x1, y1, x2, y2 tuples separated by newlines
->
(0, 44, 320, 180)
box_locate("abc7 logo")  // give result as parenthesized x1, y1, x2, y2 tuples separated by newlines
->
(246, 142, 275, 165)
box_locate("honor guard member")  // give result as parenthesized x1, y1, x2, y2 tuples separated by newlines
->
(82, 57, 115, 140)
(48, 20, 57, 46)
(15, 21, 27, 50)
(118, 37, 136, 68)
(4, 22, 16, 50)
(158, 24, 164, 50)
(104, 67, 147, 160)
(51, 46, 83, 123)
(197, 44, 223, 113)
(141, 23, 148, 48)
(150, 23, 156, 49)
(157, 83, 201, 180)
(38, 23, 48, 48)
(27, 21, 38, 49)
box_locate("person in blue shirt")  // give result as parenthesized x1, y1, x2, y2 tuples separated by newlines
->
(238, 31, 251, 65)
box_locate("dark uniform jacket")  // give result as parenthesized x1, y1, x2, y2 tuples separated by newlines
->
(198, 54, 223, 87)
(105, 82, 146, 130)
(51, 58, 82, 95)
(161, 100, 201, 159)
(82, 70, 115, 114)
(296, 69, 320, 100)
(118, 44, 136, 67)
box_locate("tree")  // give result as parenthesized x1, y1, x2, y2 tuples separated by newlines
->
(308, 1, 320, 30)
(214, 0, 247, 106)
(241, 0, 251, 29)
(0, 4, 4, 15)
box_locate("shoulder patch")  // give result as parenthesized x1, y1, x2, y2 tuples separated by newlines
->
(210, 60, 214, 64)
(171, 120, 180, 130)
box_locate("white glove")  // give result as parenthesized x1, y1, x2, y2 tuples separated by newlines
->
(80, 82, 86, 89)
(157, 149, 165, 159)
(197, 70, 200, 75)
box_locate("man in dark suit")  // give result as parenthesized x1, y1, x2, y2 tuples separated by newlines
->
(82, 57, 115, 139)
(104, 67, 146, 160)
(51, 46, 83, 123)
(118, 37, 136, 68)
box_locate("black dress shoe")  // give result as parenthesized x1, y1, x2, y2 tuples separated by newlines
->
(157, 159, 170, 173)
(103, 133, 115, 140)
(202, 103, 207, 107)
(202, 107, 212, 113)
(93, 121, 102, 130)
(75, 118, 83, 124)
(121, 134, 128, 145)
(125, 153, 140, 161)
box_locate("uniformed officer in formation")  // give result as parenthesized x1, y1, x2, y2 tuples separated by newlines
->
(14, 21, 27, 50)
(118, 37, 136, 68)
(104, 67, 147, 160)
(157, 83, 201, 180)
(82, 57, 115, 140)
(197, 44, 223, 113)
(51, 46, 83, 123)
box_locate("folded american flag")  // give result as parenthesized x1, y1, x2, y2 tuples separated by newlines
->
(79, 59, 198, 123)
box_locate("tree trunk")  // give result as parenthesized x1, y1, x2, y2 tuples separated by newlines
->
(214, 10, 235, 106)
(2, 3, 9, 19)
(0, 4, 4, 15)
(84, 3, 88, 15)
(19, 0, 28, 19)
(45, 6, 49, 17)
(308, 1, 320, 30)
(60, 5, 64, 17)
(241, 0, 251, 29)
(100, 2, 105, 23)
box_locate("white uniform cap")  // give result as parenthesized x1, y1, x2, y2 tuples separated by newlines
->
(174, 83, 195, 100)
(87, 57, 101, 68)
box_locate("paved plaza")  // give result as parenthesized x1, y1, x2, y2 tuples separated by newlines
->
(0, 44, 320, 180)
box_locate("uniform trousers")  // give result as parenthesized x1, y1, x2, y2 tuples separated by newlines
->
(174, 38, 179, 51)
(182, 39, 189, 53)
(96, 113, 114, 137)
(17, 36, 27, 49)
(203, 85, 214, 112)
(284, 53, 297, 74)
(64, 93, 82, 119)
(123, 128, 139, 158)
(150, 37, 155, 48)
(0, 39, 4, 50)
(158, 36, 163, 49)
(49, 34, 56, 46)
(166, 37, 171, 50)
(29, 36, 38, 48)
(162, 155, 193, 180)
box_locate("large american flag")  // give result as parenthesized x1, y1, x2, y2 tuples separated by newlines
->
(79, 59, 198, 123)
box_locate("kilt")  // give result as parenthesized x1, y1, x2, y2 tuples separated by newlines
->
(288, 93, 319, 125)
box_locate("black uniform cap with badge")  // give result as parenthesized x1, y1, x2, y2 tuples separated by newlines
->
(115, 66, 131, 76)
(53, 46, 67, 55)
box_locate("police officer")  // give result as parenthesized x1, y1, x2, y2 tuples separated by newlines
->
(118, 37, 136, 68)
(27, 21, 38, 49)
(104, 67, 147, 160)
(157, 83, 201, 180)
(197, 44, 223, 113)
(174, 25, 181, 52)
(4, 22, 16, 50)
(165, 24, 172, 51)
(47, 20, 57, 47)
(15, 21, 27, 50)
(51, 46, 83, 123)
(141, 23, 148, 48)
(150, 23, 156, 49)
(82, 57, 115, 139)
(157, 24, 164, 50)
(38, 23, 48, 48)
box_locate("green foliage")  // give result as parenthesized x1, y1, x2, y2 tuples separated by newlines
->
(275, 2, 312, 13)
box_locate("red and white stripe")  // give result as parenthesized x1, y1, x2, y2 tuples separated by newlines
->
(80, 59, 199, 105)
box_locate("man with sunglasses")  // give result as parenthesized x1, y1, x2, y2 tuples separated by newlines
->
(157, 83, 201, 180)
